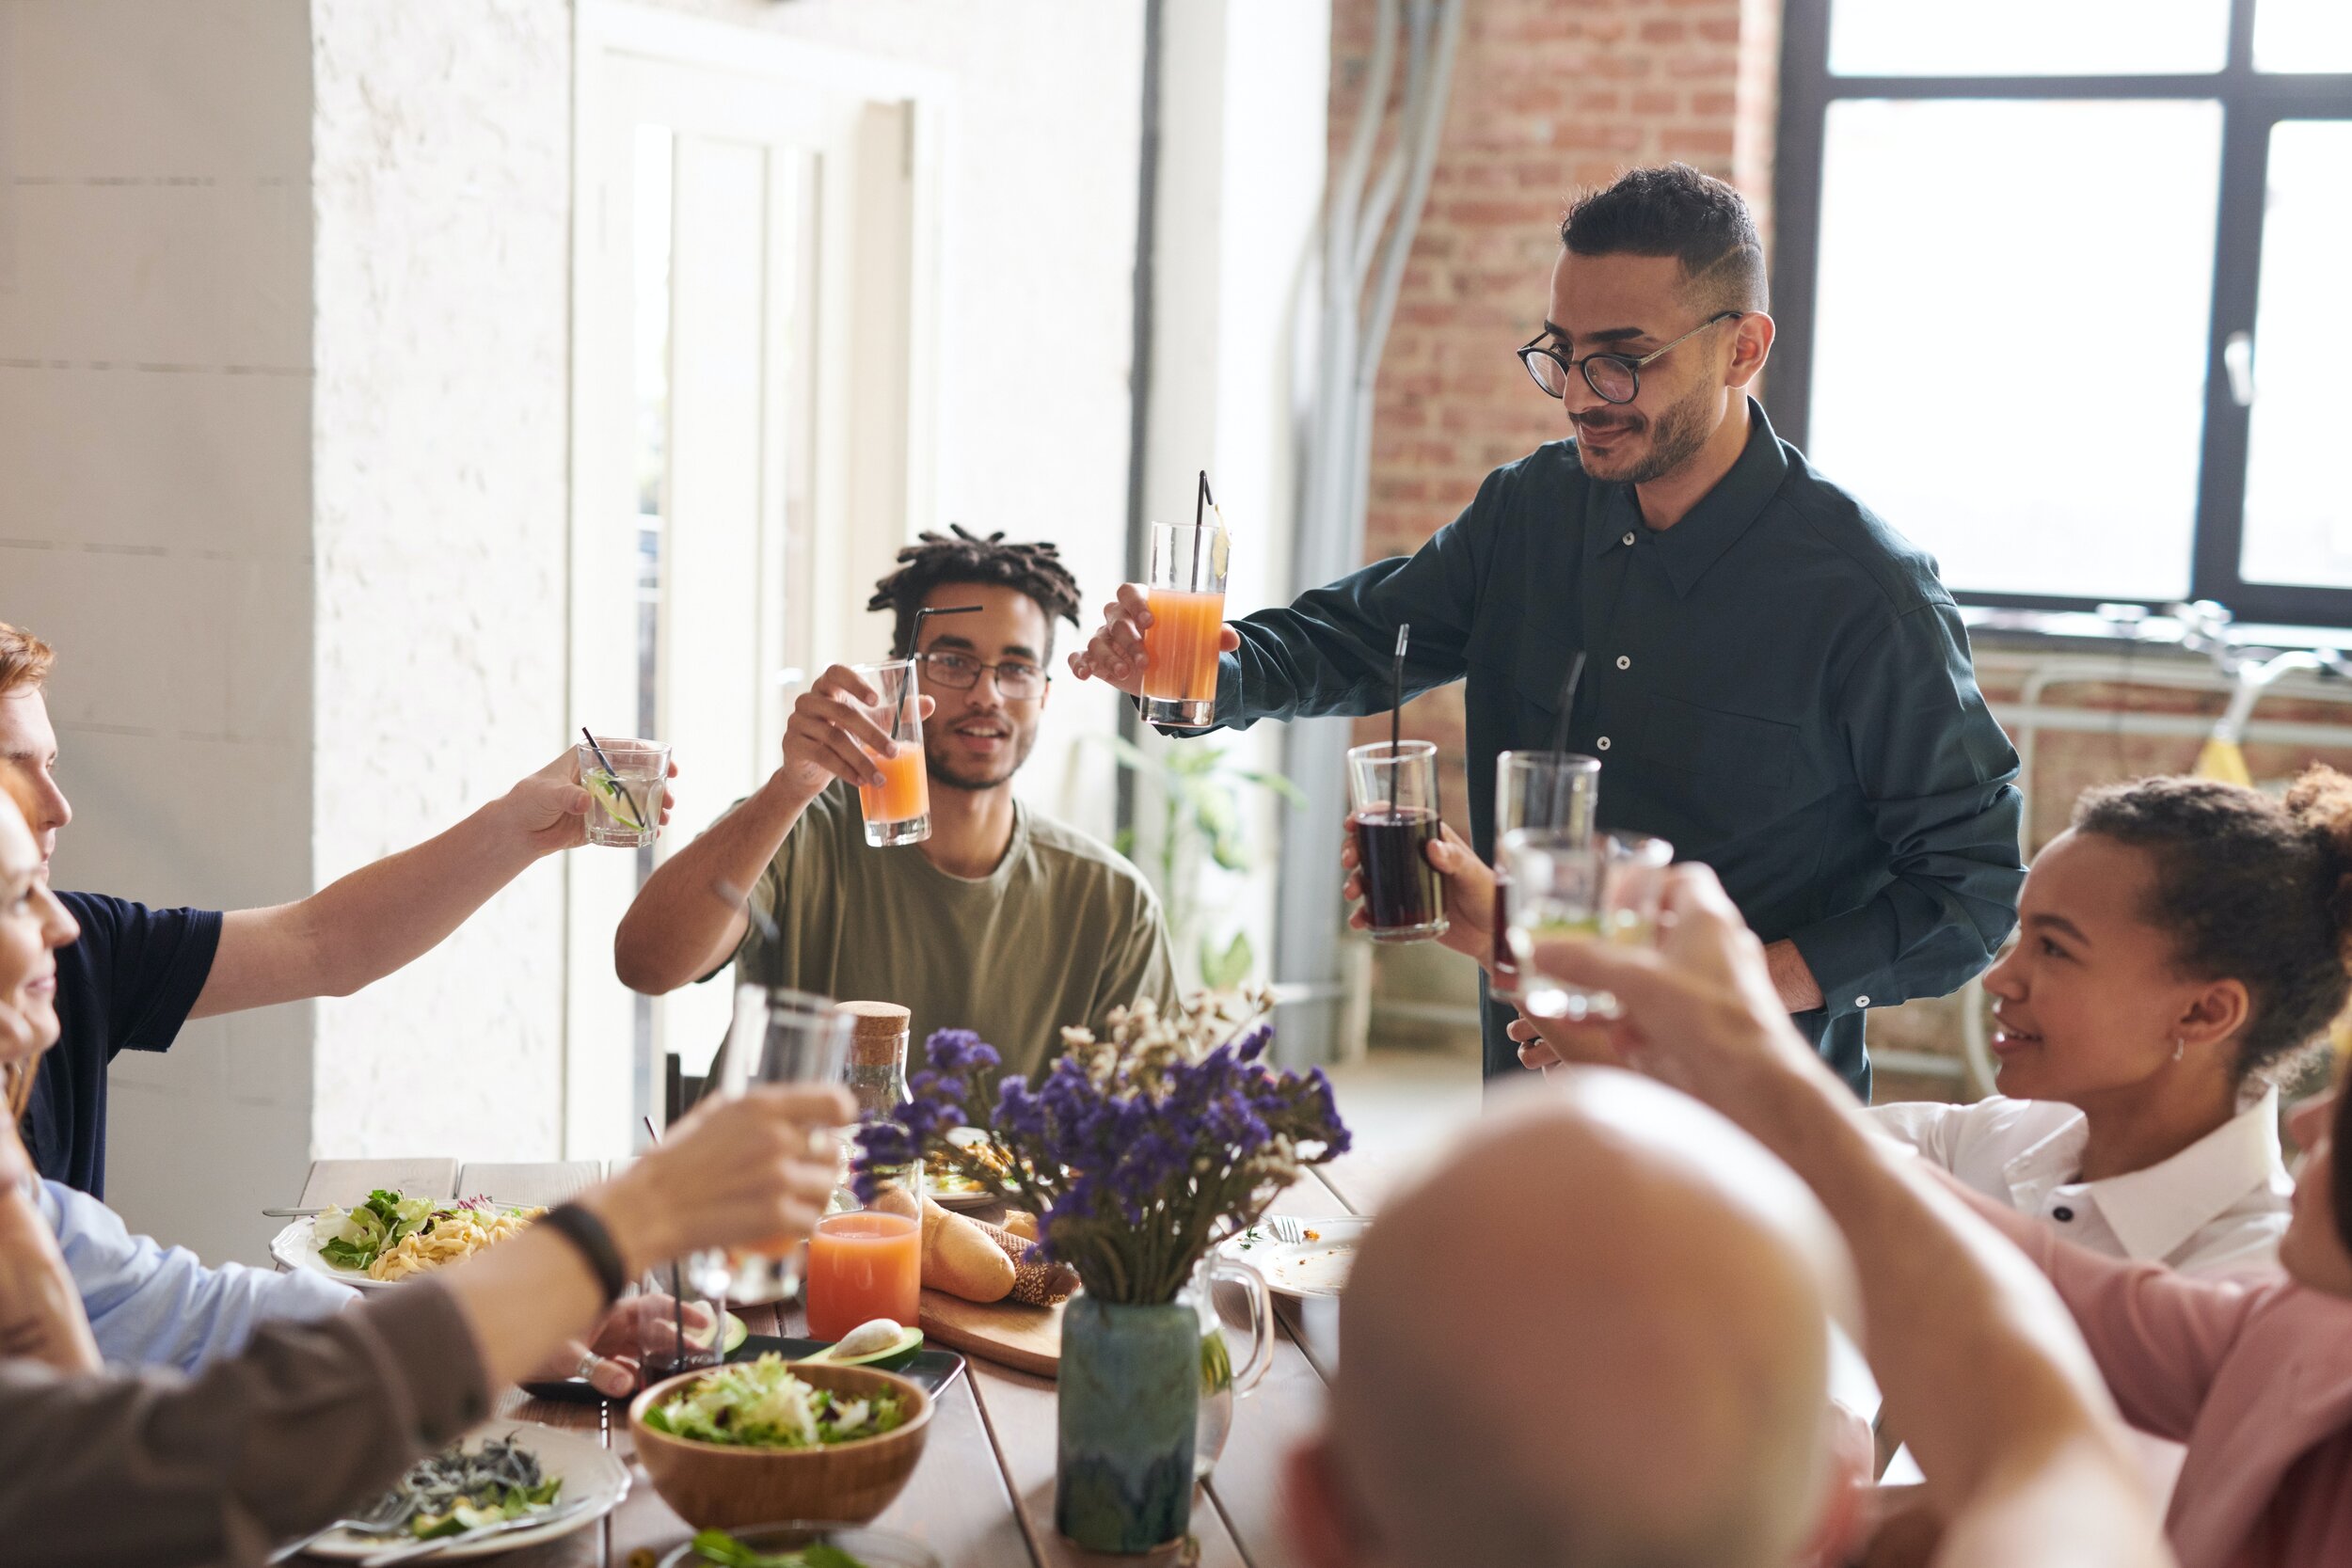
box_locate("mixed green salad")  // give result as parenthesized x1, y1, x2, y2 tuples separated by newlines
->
(643, 1354, 906, 1449)
(318, 1188, 437, 1272)
(690, 1529, 871, 1568)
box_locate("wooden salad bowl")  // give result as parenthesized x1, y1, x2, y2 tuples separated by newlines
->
(628, 1362, 934, 1528)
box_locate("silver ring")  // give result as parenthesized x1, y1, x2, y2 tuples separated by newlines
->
(575, 1353, 601, 1383)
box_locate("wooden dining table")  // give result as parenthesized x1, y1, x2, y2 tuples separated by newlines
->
(286, 1148, 1403, 1568)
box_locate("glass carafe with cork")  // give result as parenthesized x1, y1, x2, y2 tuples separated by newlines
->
(807, 1001, 924, 1340)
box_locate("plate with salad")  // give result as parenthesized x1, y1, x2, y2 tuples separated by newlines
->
(271, 1189, 545, 1290)
(301, 1425, 628, 1560)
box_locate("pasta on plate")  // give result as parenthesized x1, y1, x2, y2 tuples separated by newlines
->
(369, 1204, 544, 1281)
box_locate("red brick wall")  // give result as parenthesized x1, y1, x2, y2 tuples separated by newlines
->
(1330, 0, 1780, 828)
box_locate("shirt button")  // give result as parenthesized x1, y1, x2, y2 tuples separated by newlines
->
(2052, 1206, 2075, 1223)
(1614, 655, 1631, 671)
(1853, 995, 1870, 1008)
(1597, 736, 1611, 751)
(1621, 531, 1636, 546)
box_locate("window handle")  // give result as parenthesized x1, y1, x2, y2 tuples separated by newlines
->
(2223, 330, 2256, 408)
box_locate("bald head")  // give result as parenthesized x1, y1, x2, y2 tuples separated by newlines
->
(1314, 1071, 1853, 1568)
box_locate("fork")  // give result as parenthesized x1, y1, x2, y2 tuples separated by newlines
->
(266, 1498, 410, 1563)
(1263, 1213, 1307, 1245)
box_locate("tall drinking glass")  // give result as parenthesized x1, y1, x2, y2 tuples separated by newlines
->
(694, 986, 857, 1305)
(1346, 739, 1448, 943)
(850, 659, 930, 847)
(1490, 752, 1601, 1002)
(575, 738, 670, 848)
(1142, 521, 1230, 731)
(1502, 832, 1673, 1021)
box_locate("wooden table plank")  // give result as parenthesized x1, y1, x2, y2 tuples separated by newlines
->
(964, 1359, 1248, 1568)
(1308, 1150, 1404, 1218)
(1195, 1176, 1353, 1568)
(457, 1161, 605, 1208)
(296, 1159, 459, 1209)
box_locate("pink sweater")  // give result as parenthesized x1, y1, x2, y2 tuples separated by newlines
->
(1984, 1197, 2352, 1568)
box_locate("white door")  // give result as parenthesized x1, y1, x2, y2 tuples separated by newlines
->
(568, 8, 939, 1156)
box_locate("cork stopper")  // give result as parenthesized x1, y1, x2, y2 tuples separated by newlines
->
(839, 1000, 912, 1067)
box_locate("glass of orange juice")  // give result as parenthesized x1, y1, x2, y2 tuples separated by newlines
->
(1142, 521, 1230, 731)
(850, 658, 930, 847)
(805, 1172, 922, 1341)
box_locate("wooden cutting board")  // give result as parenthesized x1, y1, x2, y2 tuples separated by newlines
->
(918, 1288, 1064, 1377)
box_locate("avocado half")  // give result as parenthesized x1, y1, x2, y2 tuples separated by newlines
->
(806, 1323, 925, 1371)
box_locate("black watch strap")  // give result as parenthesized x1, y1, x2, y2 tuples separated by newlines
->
(540, 1202, 628, 1307)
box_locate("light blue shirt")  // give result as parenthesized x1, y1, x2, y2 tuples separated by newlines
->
(38, 1179, 356, 1373)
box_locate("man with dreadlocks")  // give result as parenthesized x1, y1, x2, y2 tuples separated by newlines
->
(618, 528, 1176, 1078)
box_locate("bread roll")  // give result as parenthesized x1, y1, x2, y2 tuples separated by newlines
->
(918, 1196, 1014, 1303)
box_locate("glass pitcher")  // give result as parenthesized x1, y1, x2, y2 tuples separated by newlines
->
(1192, 1252, 1275, 1481)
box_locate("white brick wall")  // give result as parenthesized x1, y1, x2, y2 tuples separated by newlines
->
(307, 0, 574, 1164)
(0, 0, 316, 1265)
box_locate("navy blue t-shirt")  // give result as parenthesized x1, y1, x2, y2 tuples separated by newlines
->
(23, 892, 223, 1196)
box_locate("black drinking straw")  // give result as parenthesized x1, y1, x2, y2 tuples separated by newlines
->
(580, 727, 649, 832)
(1197, 469, 1215, 529)
(894, 604, 982, 738)
(1391, 624, 1411, 760)
(634, 1115, 687, 1382)
(1549, 651, 1588, 755)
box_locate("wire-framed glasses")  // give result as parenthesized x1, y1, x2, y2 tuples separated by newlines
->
(1516, 310, 1743, 405)
(918, 649, 1049, 700)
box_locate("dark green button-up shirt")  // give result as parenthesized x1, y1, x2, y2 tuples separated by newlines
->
(1209, 400, 2024, 1096)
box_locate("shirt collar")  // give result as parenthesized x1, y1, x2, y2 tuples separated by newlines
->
(1583, 396, 1790, 597)
(2084, 1085, 2289, 1265)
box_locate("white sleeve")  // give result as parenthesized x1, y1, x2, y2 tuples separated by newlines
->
(1866, 1101, 1963, 1169)
(41, 1181, 357, 1375)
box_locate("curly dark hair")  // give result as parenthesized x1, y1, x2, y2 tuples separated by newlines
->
(866, 525, 1084, 658)
(2070, 767, 2352, 1090)
(1559, 163, 1768, 315)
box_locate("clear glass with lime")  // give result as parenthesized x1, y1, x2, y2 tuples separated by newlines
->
(575, 738, 669, 848)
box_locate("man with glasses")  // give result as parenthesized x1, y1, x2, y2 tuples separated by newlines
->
(619, 528, 1176, 1079)
(1072, 164, 2023, 1098)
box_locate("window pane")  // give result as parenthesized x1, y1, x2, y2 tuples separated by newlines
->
(2240, 122, 2352, 590)
(2254, 0, 2352, 73)
(1829, 0, 2228, 76)
(1806, 100, 2220, 602)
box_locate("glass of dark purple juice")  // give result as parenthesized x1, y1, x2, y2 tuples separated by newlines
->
(1490, 751, 1601, 1000)
(1346, 738, 1449, 942)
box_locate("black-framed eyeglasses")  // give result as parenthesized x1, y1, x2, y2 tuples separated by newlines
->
(918, 649, 1049, 701)
(1516, 310, 1743, 405)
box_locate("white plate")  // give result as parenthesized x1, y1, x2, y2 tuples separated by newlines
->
(270, 1216, 397, 1292)
(922, 1173, 1002, 1211)
(1219, 1216, 1371, 1299)
(301, 1421, 629, 1560)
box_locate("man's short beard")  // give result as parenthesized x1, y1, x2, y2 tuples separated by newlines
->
(1584, 378, 1718, 485)
(927, 733, 1034, 793)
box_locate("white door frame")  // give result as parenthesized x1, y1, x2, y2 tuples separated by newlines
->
(565, 1, 948, 1156)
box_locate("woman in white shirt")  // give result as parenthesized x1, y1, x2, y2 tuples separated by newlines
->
(1872, 768, 2352, 1277)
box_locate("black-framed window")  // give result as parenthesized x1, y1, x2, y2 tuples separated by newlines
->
(1772, 0, 2352, 626)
